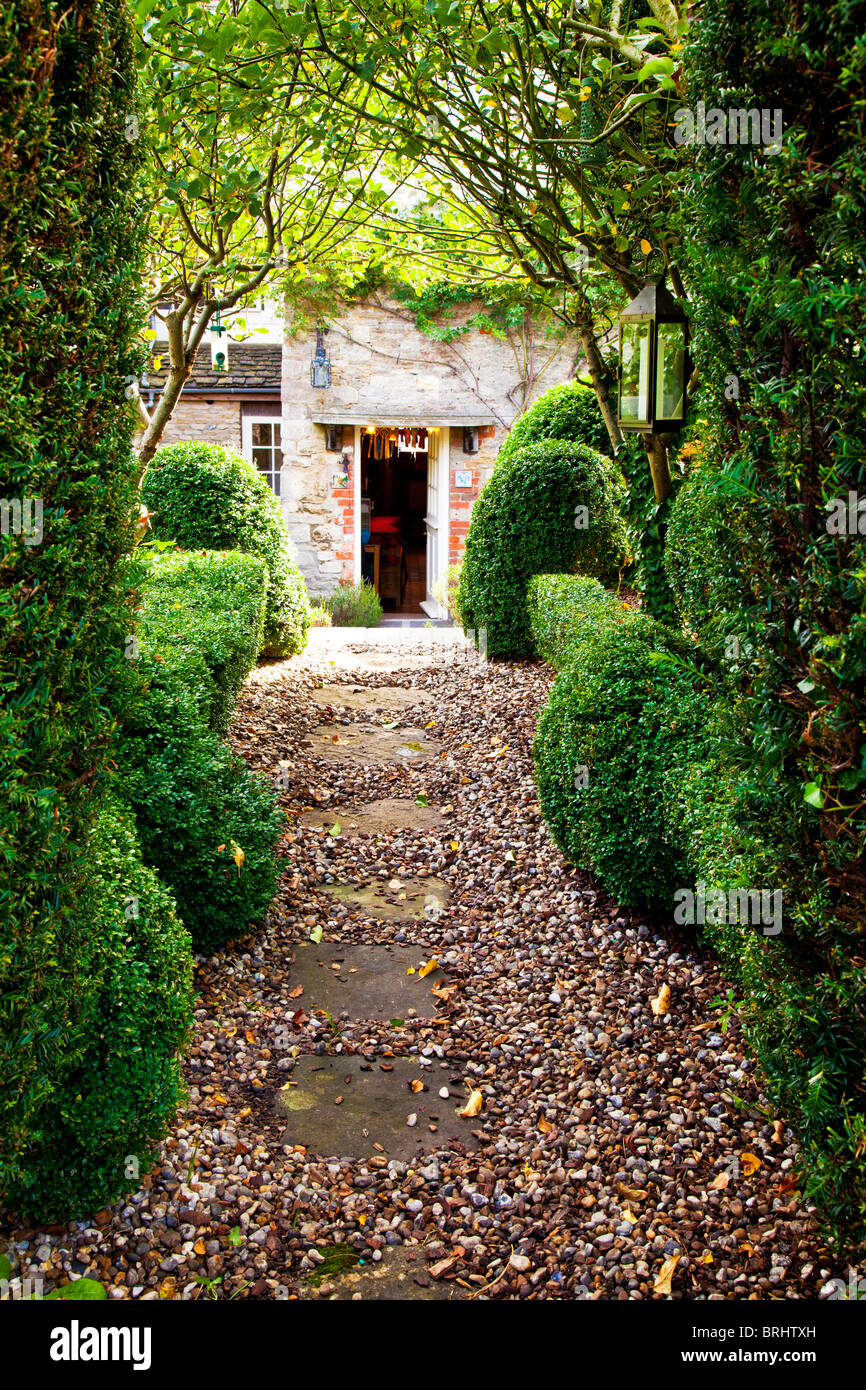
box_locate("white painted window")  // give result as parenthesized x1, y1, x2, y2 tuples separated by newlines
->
(242, 415, 282, 496)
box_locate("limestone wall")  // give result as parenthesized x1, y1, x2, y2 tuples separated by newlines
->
(155, 397, 243, 452)
(280, 295, 579, 595)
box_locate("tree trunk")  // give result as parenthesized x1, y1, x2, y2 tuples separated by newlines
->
(645, 432, 673, 503)
(574, 304, 624, 455)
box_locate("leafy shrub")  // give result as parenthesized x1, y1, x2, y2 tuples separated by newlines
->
(138, 549, 267, 735)
(309, 605, 333, 627)
(118, 663, 283, 955)
(458, 441, 627, 658)
(6, 797, 193, 1220)
(498, 381, 613, 465)
(664, 459, 753, 659)
(117, 553, 282, 953)
(527, 573, 623, 669)
(0, 0, 146, 1199)
(531, 588, 716, 907)
(433, 562, 464, 625)
(142, 442, 312, 658)
(675, 0, 866, 1239)
(319, 578, 383, 627)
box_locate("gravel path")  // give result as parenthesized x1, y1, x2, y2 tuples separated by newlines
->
(1, 635, 843, 1300)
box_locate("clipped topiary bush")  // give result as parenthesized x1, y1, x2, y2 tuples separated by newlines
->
(458, 440, 627, 658)
(142, 442, 311, 658)
(497, 381, 613, 466)
(118, 552, 283, 954)
(527, 573, 624, 669)
(531, 595, 715, 908)
(138, 549, 268, 735)
(664, 461, 753, 659)
(6, 797, 193, 1220)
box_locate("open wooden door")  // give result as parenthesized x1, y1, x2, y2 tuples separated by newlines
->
(422, 427, 449, 617)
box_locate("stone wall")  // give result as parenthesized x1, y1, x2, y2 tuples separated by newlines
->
(155, 397, 243, 452)
(281, 294, 579, 598)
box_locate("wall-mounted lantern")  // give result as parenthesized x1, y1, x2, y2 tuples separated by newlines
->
(617, 275, 689, 433)
(310, 325, 331, 389)
(463, 427, 479, 454)
(324, 423, 343, 452)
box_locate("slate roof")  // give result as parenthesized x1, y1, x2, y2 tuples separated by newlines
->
(146, 342, 282, 393)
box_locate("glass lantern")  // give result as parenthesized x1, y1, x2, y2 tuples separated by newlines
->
(617, 277, 689, 433)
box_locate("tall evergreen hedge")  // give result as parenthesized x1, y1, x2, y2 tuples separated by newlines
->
(674, 0, 866, 1241)
(0, 2, 162, 1203)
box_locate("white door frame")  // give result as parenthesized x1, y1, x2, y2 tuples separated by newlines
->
(354, 422, 449, 615)
(353, 424, 362, 584)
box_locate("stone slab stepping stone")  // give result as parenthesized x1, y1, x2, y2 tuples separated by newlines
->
(310, 684, 431, 712)
(288, 943, 448, 1020)
(301, 1246, 462, 1301)
(324, 875, 449, 921)
(277, 1055, 479, 1160)
(311, 723, 437, 766)
(298, 797, 446, 836)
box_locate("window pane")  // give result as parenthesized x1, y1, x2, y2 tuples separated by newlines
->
(252, 422, 272, 446)
(655, 322, 686, 421)
(273, 423, 281, 445)
(252, 448, 271, 472)
(619, 321, 652, 425)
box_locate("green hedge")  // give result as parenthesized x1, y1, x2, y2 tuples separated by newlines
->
(529, 576, 716, 907)
(675, 0, 866, 1240)
(0, 1, 147, 1200)
(457, 440, 627, 658)
(664, 461, 753, 661)
(497, 381, 613, 466)
(142, 442, 312, 658)
(118, 550, 283, 954)
(5, 797, 193, 1220)
(139, 549, 267, 735)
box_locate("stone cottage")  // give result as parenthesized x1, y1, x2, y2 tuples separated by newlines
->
(150, 292, 579, 615)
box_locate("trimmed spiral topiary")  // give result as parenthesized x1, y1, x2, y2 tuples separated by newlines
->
(457, 440, 627, 658)
(142, 442, 312, 658)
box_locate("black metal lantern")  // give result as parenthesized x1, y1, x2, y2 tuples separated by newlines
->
(310, 325, 331, 389)
(616, 276, 689, 433)
(463, 427, 479, 455)
(324, 423, 343, 452)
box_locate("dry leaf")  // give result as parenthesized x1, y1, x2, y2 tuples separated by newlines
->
(244, 1030, 256, 1043)
(741, 1151, 762, 1177)
(698, 1251, 714, 1265)
(740, 1242, 756, 1257)
(406, 967, 416, 976)
(229, 840, 245, 876)
(538, 1115, 553, 1134)
(709, 1171, 730, 1191)
(410, 1079, 424, 1094)
(212, 1094, 228, 1106)
(459, 1089, 483, 1118)
(652, 1253, 681, 1295)
(778, 1172, 800, 1194)
(288, 985, 304, 999)
(418, 958, 439, 979)
(193, 1240, 206, 1256)
(772, 1120, 785, 1145)
(651, 983, 671, 1016)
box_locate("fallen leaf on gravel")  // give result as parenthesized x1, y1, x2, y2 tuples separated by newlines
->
(741, 1151, 762, 1177)
(415, 794, 429, 805)
(538, 1115, 553, 1134)
(653, 1254, 681, 1295)
(410, 1079, 424, 1093)
(616, 1183, 645, 1203)
(212, 1094, 228, 1106)
(622, 1207, 637, 1224)
(460, 1089, 483, 1117)
(651, 983, 671, 1016)
(450, 841, 460, 851)
(772, 1120, 785, 1144)
(328, 820, 341, 836)
(288, 985, 304, 998)
(238, 1107, 251, 1119)
(418, 958, 439, 979)
(193, 1240, 206, 1256)
(709, 1171, 730, 1190)
(778, 1173, 800, 1194)
(431, 984, 456, 1002)
(245, 1030, 256, 1043)
(740, 1242, 756, 1257)
(698, 1251, 714, 1265)
(406, 967, 416, 975)
(310, 926, 323, 944)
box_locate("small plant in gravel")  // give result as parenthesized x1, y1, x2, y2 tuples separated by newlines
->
(318, 579, 383, 627)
